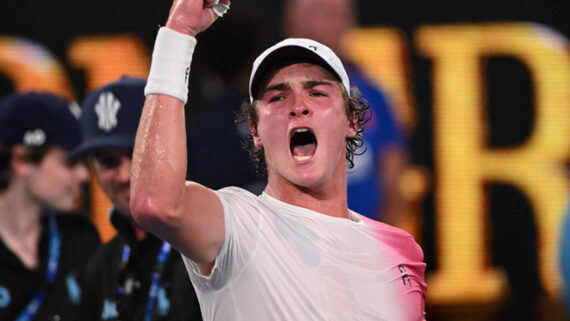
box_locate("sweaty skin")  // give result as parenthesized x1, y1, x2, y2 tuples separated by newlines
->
(130, 2, 426, 320)
(130, 0, 354, 274)
(253, 63, 356, 215)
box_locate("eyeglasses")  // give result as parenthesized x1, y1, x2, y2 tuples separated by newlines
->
(92, 148, 133, 169)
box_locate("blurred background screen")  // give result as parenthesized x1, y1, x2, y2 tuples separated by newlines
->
(0, 0, 568, 320)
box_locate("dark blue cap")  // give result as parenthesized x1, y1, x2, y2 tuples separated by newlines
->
(73, 76, 146, 157)
(0, 92, 82, 152)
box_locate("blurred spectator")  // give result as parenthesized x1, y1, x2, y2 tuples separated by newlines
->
(73, 77, 202, 320)
(0, 92, 100, 320)
(282, 0, 409, 223)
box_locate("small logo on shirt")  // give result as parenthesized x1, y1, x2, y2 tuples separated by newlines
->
(101, 299, 119, 320)
(66, 274, 81, 305)
(0, 286, 10, 308)
(398, 264, 412, 287)
(156, 286, 170, 317)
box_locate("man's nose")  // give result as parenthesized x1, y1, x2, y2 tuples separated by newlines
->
(290, 95, 312, 118)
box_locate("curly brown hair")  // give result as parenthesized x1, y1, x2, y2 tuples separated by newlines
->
(237, 86, 371, 176)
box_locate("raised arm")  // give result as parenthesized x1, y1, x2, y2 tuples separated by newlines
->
(130, 0, 230, 272)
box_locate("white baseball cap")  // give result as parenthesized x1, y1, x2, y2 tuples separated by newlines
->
(248, 38, 351, 102)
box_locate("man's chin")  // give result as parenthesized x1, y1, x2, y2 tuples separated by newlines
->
(48, 200, 76, 213)
(115, 204, 131, 216)
(111, 197, 131, 215)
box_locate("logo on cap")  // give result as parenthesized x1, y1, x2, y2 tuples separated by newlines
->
(23, 129, 46, 146)
(95, 92, 121, 132)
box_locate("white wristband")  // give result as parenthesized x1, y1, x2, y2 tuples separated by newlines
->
(145, 27, 197, 104)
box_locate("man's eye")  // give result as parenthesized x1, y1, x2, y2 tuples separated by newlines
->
(94, 155, 121, 169)
(269, 95, 285, 102)
(67, 157, 88, 167)
(310, 91, 326, 97)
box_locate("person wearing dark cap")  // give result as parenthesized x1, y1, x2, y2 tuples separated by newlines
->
(74, 76, 202, 321)
(0, 92, 100, 320)
(130, 1, 426, 320)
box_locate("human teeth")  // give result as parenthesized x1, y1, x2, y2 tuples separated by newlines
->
(293, 155, 312, 161)
(290, 128, 316, 162)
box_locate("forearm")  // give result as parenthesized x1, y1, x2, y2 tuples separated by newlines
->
(130, 4, 201, 227)
(130, 60, 225, 264)
(129, 1, 229, 263)
(131, 94, 188, 224)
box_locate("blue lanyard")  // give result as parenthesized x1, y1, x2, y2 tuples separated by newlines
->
(118, 240, 172, 321)
(144, 241, 171, 321)
(15, 212, 61, 321)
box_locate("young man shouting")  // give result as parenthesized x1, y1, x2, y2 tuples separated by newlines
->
(131, 1, 427, 320)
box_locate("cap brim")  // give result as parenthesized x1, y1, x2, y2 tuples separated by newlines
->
(70, 136, 134, 159)
(250, 45, 340, 101)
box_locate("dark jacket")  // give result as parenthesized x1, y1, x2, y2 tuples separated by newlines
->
(0, 212, 101, 320)
(81, 208, 202, 321)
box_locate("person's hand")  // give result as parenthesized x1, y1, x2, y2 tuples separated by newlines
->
(165, 0, 231, 37)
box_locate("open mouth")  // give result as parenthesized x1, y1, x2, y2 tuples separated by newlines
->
(290, 128, 317, 161)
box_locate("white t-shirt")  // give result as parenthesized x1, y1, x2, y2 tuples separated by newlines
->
(183, 187, 426, 321)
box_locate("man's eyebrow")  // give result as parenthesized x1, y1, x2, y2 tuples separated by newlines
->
(303, 80, 334, 89)
(260, 79, 334, 97)
(261, 83, 291, 96)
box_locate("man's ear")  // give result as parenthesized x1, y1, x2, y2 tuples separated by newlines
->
(11, 145, 33, 176)
(346, 112, 358, 138)
(249, 120, 263, 147)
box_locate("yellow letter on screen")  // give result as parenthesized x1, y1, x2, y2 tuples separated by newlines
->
(68, 35, 150, 90)
(417, 23, 570, 303)
(0, 37, 73, 98)
(342, 27, 416, 132)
